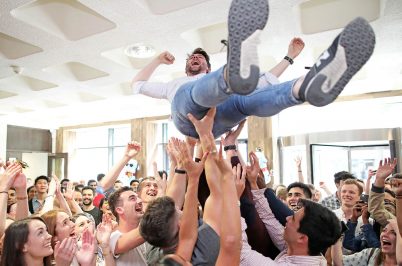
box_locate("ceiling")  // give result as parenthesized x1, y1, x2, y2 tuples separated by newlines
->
(0, 0, 401, 130)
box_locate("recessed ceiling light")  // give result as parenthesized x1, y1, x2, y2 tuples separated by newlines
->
(124, 43, 155, 58)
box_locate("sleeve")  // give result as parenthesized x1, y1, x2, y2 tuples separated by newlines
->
(240, 218, 279, 266)
(264, 188, 294, 226)
(342, 221, 359, 251)
(132, 81, 169, 100)
(109, 230, 122, 258)
(368, 185, 395, 227)
(361, 224, 381, 248)
(258, 72, 280, 87)
(342, 248, 373, 266)
(252, 189, 287, 251)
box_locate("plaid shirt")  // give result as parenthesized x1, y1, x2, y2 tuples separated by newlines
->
(320, 194, 341, 210)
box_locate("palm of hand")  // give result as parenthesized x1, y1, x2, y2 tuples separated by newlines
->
(13, 173, 26, 189)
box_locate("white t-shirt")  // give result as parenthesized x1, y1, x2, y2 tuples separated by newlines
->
(110, 230, 147, 266)
(132, 71, 279, 103)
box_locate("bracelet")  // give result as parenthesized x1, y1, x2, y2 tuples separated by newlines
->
(194, 158, 201, 163)
(0, 191, 8, 194)
(396, 195, 402, 199)
(224, 145, 237, 151)
(298, 171, 302, 173)
(17, 196, 28, 200)
(284, 56, 294, 65)
(175, 168, 186, 174)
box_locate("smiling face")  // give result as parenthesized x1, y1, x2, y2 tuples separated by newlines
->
(284, 208, 305, 246)
(139, 179, 159, 203)
(185, 53, 210, 76)
(24, 219, 53, 259)
(35, 179, 49, 194)
(74, 215, 95, 238)
(82, 188, 94, 207)
(117, 190, 144, 222)
(287, 187, 306, 211)
(340, 184, 360, 208)
(380, 223, 397, 255)
(55, 212, 75, 242)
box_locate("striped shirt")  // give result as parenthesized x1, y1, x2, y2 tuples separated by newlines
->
(240, 189, 327, 266)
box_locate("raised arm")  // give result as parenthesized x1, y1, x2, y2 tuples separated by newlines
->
(132, 51, 175, 84)
(175, 141, 207, 261)
(268, 37, 305, 78)
(100, 141, 141, 191)
(294, 155, 305, 183)
(13, 171, 29, 220)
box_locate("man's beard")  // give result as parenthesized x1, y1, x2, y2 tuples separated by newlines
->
(83, 199, 92, 206)
(186, 65, 203, 76)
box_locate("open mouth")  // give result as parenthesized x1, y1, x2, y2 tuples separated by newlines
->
(146, 191, 157, 197)
(382, 239, 392, 246)
(135, 202, 143, 214)
(191, 61, 200, 66)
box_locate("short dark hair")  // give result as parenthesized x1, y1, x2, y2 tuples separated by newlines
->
(108, 187, 132, 223)
(27, 185, 35, 195)
(130, 179, 140, 186)
(140, 196, 178, 248)
(75, 184, 84, 191)
(115, 180, 122, 184)
(189, 48, 211, 68)
(287, 182, 312, 199)
(81, 186, 95, 195)
(34, 175, 49, 185)
(60, 178, 70, 185)
(334, 171, 356, 184)
(97, 173, 105, 182)
(87, 179, 97, 186)
(298, 199, 342, 256)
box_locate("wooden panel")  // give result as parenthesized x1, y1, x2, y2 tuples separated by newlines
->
(7, 125, 52, 152)
(247, 116, 273, 164)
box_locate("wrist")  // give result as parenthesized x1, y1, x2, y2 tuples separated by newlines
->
(284, 55, 294, 64)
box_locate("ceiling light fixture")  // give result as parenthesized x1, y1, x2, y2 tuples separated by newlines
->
(124, 43, 155, 58)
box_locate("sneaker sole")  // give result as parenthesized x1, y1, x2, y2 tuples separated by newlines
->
(304, 17, 376, 107)
(227, 0, 269, 95)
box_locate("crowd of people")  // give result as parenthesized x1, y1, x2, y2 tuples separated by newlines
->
(1, 0, 400, 265)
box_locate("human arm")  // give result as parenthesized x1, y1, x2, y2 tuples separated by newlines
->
(294, 155, 304, 183)
(319, 181, 333, 197)
(63, 182, 83, 214)
(264, 188, 294, 226)
(96, 214, 116, 266)
(54, 237, 77, 266)
(53, 175, 73, 217)
(0, 163, 22, 236)
(100, 141, 141, 191)
(13, 171, 29, 220)
(175, 141, 207, 262)
(131, 52, 174, 99)
(268, 37, 305, 78)
(215, 144, 244, 266)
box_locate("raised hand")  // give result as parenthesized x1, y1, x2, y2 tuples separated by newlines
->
(222, 119, 246, 146)
(287, 37, 305, 59)
(351, 202, 365, 222)
(167, 139, 178, 166)
(158, 51, 175, 65)
(51, 174, 61, 197)
(125, 141, 141, 158)
(96, 214, 113, 246)
(233, 163, 246, 199)
(294, 155, 302, 168)
(76, 228, 96, 266)
(12, 171, 27, 190)
(376, 158, 397, 181)
(54, 237, 77, 266)
(63, 182, 74, 201)
(187, 107, 216, 139)
(246, 152, 261, 189)
(0, 163, 22, 191)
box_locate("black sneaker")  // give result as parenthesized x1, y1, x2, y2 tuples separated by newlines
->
(299, 17, 376, 106)
(227, 0, 269, 95)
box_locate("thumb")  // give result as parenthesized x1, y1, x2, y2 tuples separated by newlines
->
(187, 113, 198, 125)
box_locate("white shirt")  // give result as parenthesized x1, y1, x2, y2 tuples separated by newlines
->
(109, 230, 147, 266)
(132, 72, 279, 103)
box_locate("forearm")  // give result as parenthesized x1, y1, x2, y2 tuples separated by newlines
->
(166, 172, 187, 210)
(115, 228, 145, 254)
(331, 239, 343, 266)
(176, 180, 199, 261)
(368, 187, 394, 226)
(101, 246, 116, 266)
(0, 194, 8, 236)
(15, 187, 29, 220)
(56, 193, 73, 217)
(67, 199, 83, 214)
(39, 195, 55, 215)
(131, 58, 161, 84)
(101, 155, 131, 191)
(322, 186, 333, 196)
(217, 172, 241, 265)
(268, 58, 291, 78)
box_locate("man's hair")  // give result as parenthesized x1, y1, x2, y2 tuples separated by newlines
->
(60, 178, 70, 184)
(137, 177, 157, 193)
(140, 196, 178, 248)
(287, 182, 312, 199)
(342, 179, 363, 195)
(108, 187, 132, 223)
(75, 184, 84, 191)
(130, 179, 140, 186)
(81, 186, 95, 195)
(298, 199, 342, 255)
(115, 180, 122, 184)
(334, 171, 356, 184)
(97, 173, 105, 182)
(34, 175, 49, 185)
(87, 179, 97, 186)
(188, 48, 211, 68)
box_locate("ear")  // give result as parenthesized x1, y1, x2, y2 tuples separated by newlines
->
(297, 233, 308, 246)
(116, 206, 124, 217)
(22, 243, 28, 253)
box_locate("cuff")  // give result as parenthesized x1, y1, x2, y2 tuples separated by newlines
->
(371, 184, 385, 193)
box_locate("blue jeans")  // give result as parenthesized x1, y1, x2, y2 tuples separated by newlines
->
(171, 66, 302, 138)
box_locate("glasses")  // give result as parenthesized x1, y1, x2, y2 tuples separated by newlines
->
(126, 163, 134, 167)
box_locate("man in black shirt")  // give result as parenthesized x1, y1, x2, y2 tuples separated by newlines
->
(82, 186, 102, 226)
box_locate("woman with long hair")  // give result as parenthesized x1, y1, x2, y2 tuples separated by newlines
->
(1, 217, 53, 266)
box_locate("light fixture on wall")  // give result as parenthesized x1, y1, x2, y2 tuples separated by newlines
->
(124, 43, 155, 58)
